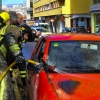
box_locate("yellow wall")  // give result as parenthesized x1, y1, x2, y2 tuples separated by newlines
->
(34, 0, 56, 8)
(33, 0, 91, 17)
(33, 0, 62, 17)
(62, 0, 91, 14)
(34, 7, 62, 17)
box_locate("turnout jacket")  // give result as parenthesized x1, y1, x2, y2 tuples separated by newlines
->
(0, 24, 23, 63)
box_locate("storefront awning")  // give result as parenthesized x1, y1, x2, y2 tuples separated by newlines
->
(89, 10, 100, 14)
(72, 14, 91, 19)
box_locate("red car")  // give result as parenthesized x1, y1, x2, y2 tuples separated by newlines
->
(26, 33, 100, 100)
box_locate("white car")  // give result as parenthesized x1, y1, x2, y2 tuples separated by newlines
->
(32, 27, 52, 36)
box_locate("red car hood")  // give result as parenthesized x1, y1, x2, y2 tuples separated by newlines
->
(48, 73, 100, 100)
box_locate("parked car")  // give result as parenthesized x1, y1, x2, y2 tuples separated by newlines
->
(26, 33, 100, 100)
(31, 26, 51, 36)
(61, 27, 71, 33)
(30, 25, 39, 29)
(71, 27, 87, 33)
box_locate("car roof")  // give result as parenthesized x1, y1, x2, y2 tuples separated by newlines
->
(42, 33, 100, 41)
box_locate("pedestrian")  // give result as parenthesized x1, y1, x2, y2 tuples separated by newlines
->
(16, 13, 41, 39)
(6, 11, 41, 82)
(16, 13, 23, 25)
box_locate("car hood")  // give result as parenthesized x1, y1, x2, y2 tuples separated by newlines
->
(48, 73, 100, 100)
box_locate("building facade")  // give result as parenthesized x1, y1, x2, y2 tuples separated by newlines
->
(90, 0, 100, 33)
(26, 0, 33, 20)
(33, 0, 91, 33)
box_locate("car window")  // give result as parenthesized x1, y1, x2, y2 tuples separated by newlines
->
(71, 27, 87, 33)
(30, 26, 38, 29)
(77, 27, 87, 33)
(36, 28, 42, 32)
(47, 41, 100, 73)
(31, 38, 46, 62)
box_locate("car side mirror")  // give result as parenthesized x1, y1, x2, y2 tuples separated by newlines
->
(27, 63, 41, 73)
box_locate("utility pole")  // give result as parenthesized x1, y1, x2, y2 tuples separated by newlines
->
(0, 0, 2, 12)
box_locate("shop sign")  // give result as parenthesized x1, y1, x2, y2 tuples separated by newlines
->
(90, 4, 100, 11)
(78, 21, 84, 26)
(58, 17, 64, 20)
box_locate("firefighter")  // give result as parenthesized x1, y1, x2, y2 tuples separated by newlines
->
(0, 11, 10, 29)
(0, 12, 20, 100)
(20, 24, 41, 42)
(0, 11, 27, 100)
(7, 12, 41, 82)
(0, 11, 41, 99)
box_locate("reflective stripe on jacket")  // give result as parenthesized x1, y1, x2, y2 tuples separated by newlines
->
(0, 25, 9, 58)
(9, 44, 20, 53)
(10, 68, 26, 78)
(0, 25, 21, 58)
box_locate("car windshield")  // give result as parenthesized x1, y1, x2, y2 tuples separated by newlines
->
(47, 41, 100, 73)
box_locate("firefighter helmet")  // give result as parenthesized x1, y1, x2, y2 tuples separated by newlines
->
(0, 12, 10, 22)
(20, 24, 33, 41)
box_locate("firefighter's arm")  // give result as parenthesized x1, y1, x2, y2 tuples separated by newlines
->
(5, 32, 25, 64)
(28, 31, 41, 42)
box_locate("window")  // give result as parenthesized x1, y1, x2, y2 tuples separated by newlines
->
(34, 0, 39, 3)
(95, 14, 100, 33)
(47, 41, 100, 72)
(32, 38, 46, 63)
(93, 0, 100, 4)
(30, 2, 33, 7)
(45, 4, 50, 10)
(98, 0, 100, 3)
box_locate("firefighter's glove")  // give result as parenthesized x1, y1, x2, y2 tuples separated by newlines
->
(15, 54, 25, 64)
(34, 63, 42, 73)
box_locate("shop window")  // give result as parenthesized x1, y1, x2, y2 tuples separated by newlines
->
(93, 0, 100, 4)
(98, 0, 100, 3)
(95, 14, 100, 33)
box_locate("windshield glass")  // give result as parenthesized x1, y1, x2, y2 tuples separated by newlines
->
(47, 41, 100, 73)
(36, 28, 49, 32)
(30, 26, 38, 29)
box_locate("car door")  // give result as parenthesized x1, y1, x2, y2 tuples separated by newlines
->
(26, 37, 46, 100)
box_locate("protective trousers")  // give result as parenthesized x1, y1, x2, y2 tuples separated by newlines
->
(0, 53, 14, 100)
